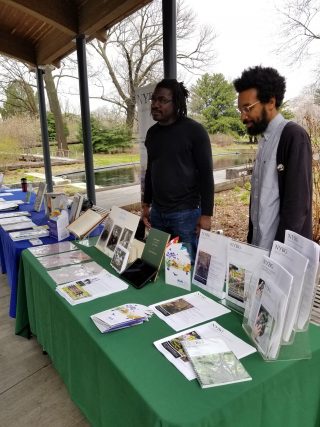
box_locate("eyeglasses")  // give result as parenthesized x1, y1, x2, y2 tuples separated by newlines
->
(150, 95, 173, 105)
(238, 101, 260, 115)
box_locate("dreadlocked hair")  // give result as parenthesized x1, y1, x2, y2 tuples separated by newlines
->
(155, 79, 189, 118)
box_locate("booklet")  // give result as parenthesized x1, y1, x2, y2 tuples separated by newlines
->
(36, 249, 92, 269)
(270, 241, 308, 342)
(0, 215, 32, 225)
(47, 261, 105, 285)
(95, 206, 140, 258)
(244, 256, 293, 359)
(225, 240, 268, 310)
(121, 228, 170, 289)
(149, 291, 230, 331)
(154, 320, 256, 380)
(28, 241, 77, 257)
(91, 303, 153, 333)
(285, 230, 320, 331)
(181, 338, 252, 388)
(56, 270, 129, 305)
(33, 182, 47, 212)
(9, 226, 49, 241)
(67, 208, 108, 240)
(2, 221, 37, 232)
(192, 230, 229, 299)
(165, 242, 192, 291)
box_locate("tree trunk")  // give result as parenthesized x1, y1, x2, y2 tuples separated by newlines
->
(43, 66, 68, 156)
(126, 101, 135, 135)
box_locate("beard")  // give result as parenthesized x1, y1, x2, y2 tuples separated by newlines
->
(244, 107, 269, 136)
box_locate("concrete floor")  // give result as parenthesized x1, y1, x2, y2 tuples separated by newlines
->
(0, 274, 90, 427)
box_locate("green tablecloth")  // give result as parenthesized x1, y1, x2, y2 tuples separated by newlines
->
(15, 246, 320, 427)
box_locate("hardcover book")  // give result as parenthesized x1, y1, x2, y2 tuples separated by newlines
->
(67, 209, 108, 240)
(182, 338, 252, 388)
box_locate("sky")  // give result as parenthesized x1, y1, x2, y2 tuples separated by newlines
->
(182, 0, 319, 101)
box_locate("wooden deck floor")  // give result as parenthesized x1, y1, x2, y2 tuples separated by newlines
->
(0, 274, 90, 427)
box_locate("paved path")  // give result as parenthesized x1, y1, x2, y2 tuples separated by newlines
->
(95, 170, 227, 210)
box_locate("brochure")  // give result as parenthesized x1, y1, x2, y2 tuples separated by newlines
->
(56, 270, 129, 305)
(91, 303, 153, 333)
(245, 256, 293, 359)
(67, 209, 108, 240)
(95, 206, 140, 257)
(28, 241, 77, 257)
(0, 215, 32, 225)
(270, 241, 308, 342)
(165, 242, 191, 291)
(37, 249, 92, 269)
(226, 240, 268, 310)
(192, 230, 229, 299)
(181, 338, 252, 388)
(2, 221, 37, 232)
(149, 291, 230, 331)
(47, 261, 105, 285)
(285, 230, 320, 331)
(33, 182, 47, 212)
(154, 320, 256, 380)
(9, 226, 49, 241)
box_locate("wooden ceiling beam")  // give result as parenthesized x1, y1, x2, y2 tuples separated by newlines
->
(0, 30, 36, 66)
(1, 0, 78, 35)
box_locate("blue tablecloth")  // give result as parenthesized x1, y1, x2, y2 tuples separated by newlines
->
(0, 190, 72, 317)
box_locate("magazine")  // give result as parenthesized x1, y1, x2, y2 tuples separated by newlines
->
(28, 241, 77, 257)
(225, 240, 268, 310)
(56, 270, 129, 305)
(36, 249, 92, 269)
(95, 206, 140, 257)
(270, 241, 308, 342)
(192, 230, 229, 299)
(154, 321, 256, 380)
(181, 338, 252, 388)
(245, 256, 293, 359)
(285, 230, 320, 331)
(91, 303, 153, 333)
(165, 242, 192, 291)
(47, 261, 105, 285)
(149, 291, 230, 331)
(9, 226, 49, 241)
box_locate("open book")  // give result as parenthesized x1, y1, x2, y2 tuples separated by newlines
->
(182, 338, 251, 388)
(120, 228, 170, 289)
(67, 209, 108, 239)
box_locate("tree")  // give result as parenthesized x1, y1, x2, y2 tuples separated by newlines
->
(89, 0, 216, 131)
(0, 79, 38, 118)
(189, 73, 245, 136)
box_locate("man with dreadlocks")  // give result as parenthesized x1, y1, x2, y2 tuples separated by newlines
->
(142, 79, 214, 260)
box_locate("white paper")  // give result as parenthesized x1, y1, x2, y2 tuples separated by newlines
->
(226, 240, 268, 309)
(149, 291, 230, 331)
(192, 230, 229, 299)
(56, 270, 128, 305)
(285, 230, 320, 330)
(270, 241, 308, 342)
(154, 320, 256, 380)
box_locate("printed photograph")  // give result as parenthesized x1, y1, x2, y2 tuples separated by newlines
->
(96, 217, 114, 251)
(228, 263, 246, 302)
(162, 331, 201, 361)
(155, 298, 194, 317)
(194, 251, 211, 285)
(119, 227, 133, 249)
(106, 224, 122, 251)
(252, 304, 274, 351)
(111, 245, 128, 272)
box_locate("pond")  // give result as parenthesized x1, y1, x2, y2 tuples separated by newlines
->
(62, 152, 255, 188)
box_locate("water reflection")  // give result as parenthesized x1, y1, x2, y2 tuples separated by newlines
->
(64, 153, 255, 188)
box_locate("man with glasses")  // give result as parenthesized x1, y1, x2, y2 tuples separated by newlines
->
(142, 79, 214, 260)
(234, 66, 312, 250)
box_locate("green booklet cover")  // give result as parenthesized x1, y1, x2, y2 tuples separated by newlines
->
(141, 228, 170, 269)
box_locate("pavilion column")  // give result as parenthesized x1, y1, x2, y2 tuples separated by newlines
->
(36, 67, 53, 193)
(162, 0, 177, 79)
(76, 34, 96, 205)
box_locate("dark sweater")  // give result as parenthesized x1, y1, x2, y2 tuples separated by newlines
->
(143, 117, 214, 215)
(248, 121, 313, 243)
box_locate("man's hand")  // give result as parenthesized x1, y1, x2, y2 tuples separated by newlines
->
(141, 204, 151, 228)
(196, 215, 212, 235)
